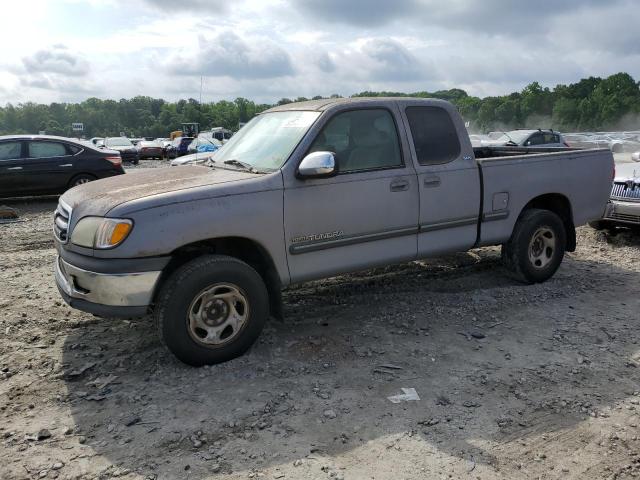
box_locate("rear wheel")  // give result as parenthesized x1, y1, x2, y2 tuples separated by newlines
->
(68, 174, 96, 189)
(502, 209, 566, 284)
(154, 255, 269, 366)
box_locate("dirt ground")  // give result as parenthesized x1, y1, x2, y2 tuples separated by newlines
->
(1, 164, 640, 479)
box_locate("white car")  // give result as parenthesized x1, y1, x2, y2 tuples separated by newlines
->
(169, 150, 217, 166)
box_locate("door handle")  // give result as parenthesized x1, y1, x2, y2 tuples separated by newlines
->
(7, 167, 22, 170)
(390, 179, 410, 192)
(423, 175, 441, 187)
(59, 164, 73, 167)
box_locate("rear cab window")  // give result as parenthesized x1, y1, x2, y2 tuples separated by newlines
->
(405, 106, 461, 165)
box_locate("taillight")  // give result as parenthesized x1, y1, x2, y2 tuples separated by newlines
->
(105, 156, 122, 167)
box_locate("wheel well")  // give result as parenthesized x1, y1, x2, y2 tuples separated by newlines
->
(153, 237, 282, 318)
(67, 173, 97, 187)
(520, 193, 576, 251)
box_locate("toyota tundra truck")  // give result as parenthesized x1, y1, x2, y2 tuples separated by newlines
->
(53, 98, 614, 366)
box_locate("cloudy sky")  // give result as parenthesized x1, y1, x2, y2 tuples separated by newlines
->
(2, 0, 639, 104)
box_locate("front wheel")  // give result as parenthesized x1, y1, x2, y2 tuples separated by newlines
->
(154, 255, 269, 366)
(502, 209, 566, 284)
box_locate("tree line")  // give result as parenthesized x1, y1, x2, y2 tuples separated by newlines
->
(1, 72, 639, 138)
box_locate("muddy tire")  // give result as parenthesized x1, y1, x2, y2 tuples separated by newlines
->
(502, 209, 566, 284)
(154, 255, 269, 366)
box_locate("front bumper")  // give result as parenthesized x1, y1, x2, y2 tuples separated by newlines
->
(55, 256, 161, 317)
(603, 200, 640, 226)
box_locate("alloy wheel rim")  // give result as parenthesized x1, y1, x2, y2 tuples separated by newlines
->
(186, 283, 249, 346)
(528, 227, 556, 269)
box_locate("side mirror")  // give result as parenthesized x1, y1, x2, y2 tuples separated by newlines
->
(297, 151, 337, 179)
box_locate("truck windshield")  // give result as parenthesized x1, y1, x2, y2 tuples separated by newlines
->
(213, 111, 320, 171)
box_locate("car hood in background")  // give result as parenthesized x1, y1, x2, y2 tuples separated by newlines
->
(614, 162, 640, 182)
(170, 151, 217, 166)
(107, 145, 136, 152)
(61, 166, 267, 218)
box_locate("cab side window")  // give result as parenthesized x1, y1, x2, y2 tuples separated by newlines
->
(0, 141, 23, 161)
(526, 133, 545, 146)
(309, 109, 403, 173)
(405, 106, 461, 165)
(28, 141, 68, 158)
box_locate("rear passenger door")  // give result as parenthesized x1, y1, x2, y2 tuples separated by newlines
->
(400, 102, 481, 256)
(26, 140, 77, 193)
(0, 141, 26, 196)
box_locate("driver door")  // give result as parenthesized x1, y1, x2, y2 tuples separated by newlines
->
(283, 106, 419, 283)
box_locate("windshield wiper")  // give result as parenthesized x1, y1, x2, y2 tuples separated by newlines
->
(223, 159, 262, 173)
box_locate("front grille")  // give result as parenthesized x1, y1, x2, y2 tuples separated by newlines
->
(611, 182, 640, 201)
(53, 201, 72, 243)
(608, 212, 640, 224)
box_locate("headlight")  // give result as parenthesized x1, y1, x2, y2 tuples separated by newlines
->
(70, 217, 133, 249)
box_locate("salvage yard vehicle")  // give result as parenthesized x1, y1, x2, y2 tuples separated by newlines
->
(53, 98, 614, 366)
(0, 135, 124, 198)
(170, 149, 217, 166)
(136, 140, 164, 160)
(589, 162, 640, 229)
(103, 137, 139, 165)
(482, 129, 569, 148)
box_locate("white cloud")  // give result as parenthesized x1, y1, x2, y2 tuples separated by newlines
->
(22, 46, 90, 77)
(0, 0, 638, 104)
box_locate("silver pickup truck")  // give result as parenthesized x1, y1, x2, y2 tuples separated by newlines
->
(53, 98, 614, 366)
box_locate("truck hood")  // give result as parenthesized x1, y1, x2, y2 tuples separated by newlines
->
(61, 165, 263, 218)
(614, 162, 640, 182)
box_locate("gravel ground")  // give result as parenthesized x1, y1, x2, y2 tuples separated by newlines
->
(1, 167, 640, 480)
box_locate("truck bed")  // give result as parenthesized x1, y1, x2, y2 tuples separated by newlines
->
(474, 147, 614, 247)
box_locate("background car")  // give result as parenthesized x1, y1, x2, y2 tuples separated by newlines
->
(170, 136, 194, 157)
(170, 149, 217, 166)
(103, 137, 139, 164)
(187, 136, 222, 154)
(209, 127, 234, 142)
(136, 140, 164, 159)
(482, 129, 569, 148)
(590, 162, 640, 230)
(0, 135, 124, 198)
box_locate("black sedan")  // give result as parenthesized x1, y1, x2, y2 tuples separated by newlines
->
(0, 135, 125, 198)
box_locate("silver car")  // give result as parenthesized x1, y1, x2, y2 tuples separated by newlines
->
(482, 129, 568, 148)
(591, 162, 640, 229)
